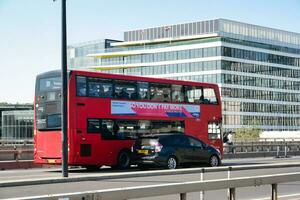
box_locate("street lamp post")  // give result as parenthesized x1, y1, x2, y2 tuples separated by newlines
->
(61, 0, 68, 178)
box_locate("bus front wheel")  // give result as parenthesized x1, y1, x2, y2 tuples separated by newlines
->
(116, 150, 131, 169)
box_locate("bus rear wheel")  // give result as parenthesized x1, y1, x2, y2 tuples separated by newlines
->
(116, 150, 131, 169)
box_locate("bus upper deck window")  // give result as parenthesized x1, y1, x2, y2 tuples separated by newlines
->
(137, 82, 149, 100)
(150, 83, 171, 102)
(115, 80, 137, 100)
(88, 78, 113, 98)
(203, 88, 217, 104)
(185, 86, 203, 103)
(171, 85, 184, 102)
(76, 76, 86, 96)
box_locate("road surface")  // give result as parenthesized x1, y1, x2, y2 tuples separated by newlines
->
(0, 157, 300, 199)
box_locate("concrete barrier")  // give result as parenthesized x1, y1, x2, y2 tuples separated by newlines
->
(0, 149, 33, 161)
(0, 160, 41, 170)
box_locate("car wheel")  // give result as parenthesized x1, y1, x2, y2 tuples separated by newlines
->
(208, 155, 220, 167)
(117, 150, 131, 169)
(166, 156, 178, 169)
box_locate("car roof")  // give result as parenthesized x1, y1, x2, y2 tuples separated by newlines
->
(139, 133, 184, 139)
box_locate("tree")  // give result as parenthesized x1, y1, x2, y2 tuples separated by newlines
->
(234, 127, 261, 141)
(234, 119, 261, 141)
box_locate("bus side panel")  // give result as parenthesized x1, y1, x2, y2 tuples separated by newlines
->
(72, 96, 134, 166)
(185, 104, 223, 156)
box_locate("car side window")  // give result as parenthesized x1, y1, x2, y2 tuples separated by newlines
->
(159, 137, 170, 146)
(188, 137, 203, 148)
(176, 136, 190, 147)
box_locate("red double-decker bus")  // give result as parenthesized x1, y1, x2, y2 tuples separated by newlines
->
(34, 69, 222, 169)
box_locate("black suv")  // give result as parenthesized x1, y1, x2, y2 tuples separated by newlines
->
(132, 134, 221, 169)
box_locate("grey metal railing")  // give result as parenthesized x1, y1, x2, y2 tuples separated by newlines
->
(1, 141, 300, 161)
(10, 172, 300, 200)
(1, 139, 300, 162)
(2, 161, 300, 193)
(0, 139, 33, 146)
(223, 141, 300, 156)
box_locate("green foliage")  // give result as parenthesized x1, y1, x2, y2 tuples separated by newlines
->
(234, 119, 261, 141)
(234, 127, 261, 141)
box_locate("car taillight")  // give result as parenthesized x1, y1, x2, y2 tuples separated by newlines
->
(155, 143, 163, 153)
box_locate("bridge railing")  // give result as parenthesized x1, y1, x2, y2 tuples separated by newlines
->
(1, 140, 300, 161)
(0, 139, 299, 152)
(223, 141, 300, 157)
(0, 139, 33, 147)
(16, 170, 300, 200)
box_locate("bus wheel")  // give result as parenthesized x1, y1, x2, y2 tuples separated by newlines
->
(117, 150, 131, 169)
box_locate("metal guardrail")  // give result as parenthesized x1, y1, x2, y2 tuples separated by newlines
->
(223, 142, 300, 155)
(0, 140, 300, 162)
(1, 142, 300, 161)
(2, 161, 300, 195)
(0, 139, 33, 146)
(11, 172, 300, 200)
(0, 139, 299, 154)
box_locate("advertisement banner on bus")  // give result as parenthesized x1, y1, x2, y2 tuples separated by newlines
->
(111, 100, 200, 118)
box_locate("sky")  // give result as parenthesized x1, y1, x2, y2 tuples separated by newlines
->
(0, 0, 300, 104)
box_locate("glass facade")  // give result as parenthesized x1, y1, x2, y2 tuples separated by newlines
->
(1, 110, 34, 140)
(0, 105, 33, 139)
(124, 19, 300, 47)
(100, 46, 221, 66)
(124, 20, 219, 42)
(68, 19, 300, 132)
(68, 39, 121, 69)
